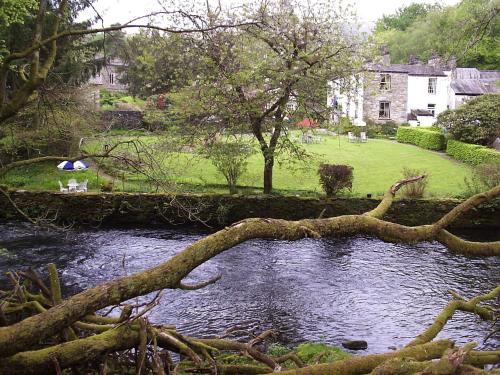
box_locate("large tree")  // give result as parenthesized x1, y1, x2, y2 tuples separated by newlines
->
(374, 2, 441, 32)
(372, 0, 500, 69)
(118, 30, 199, 98)
(174, 0, 362, 193)
(0, 0, 260, 125)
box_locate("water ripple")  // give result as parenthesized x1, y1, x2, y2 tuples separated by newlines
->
(0, 222, 498, 354)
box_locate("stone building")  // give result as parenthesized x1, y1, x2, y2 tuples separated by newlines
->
(327, 52, 499, 127)
(362, 66, 409, 124)
(86, 57, 128, 106)
(87, 57, 128, 92)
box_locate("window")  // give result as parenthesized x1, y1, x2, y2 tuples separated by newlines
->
(379, 101, 390, 119)
(428, 104, 436, 117)
(428, 78, 436, 94)
(109, 73, 115, 85)
(380, 74, 391, 91)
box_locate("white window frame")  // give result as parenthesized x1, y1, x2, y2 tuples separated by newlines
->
(427, 103, 436, 117)
(380, 74, 391, 91)
(428, 78, 437, 94)
(379, 101, 391, 119)
(109, 73, 115, 85)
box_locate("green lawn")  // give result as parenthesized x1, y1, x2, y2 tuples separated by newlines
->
(0, 162, 108, 192)
(170, 136, 472, 197)
(1, 134, 473, 198)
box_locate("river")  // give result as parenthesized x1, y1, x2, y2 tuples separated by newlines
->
(0, 221, 498, 354)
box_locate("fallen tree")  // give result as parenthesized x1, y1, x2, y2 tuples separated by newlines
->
(0, 177, 499, 374)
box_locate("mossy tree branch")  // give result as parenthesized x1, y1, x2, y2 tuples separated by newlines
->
(407, 286, 500, 347)
(0, 182, 499, 358)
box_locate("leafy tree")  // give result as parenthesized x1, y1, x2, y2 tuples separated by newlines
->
(118, 30, 198, 98)
(174, 0, 362, 193)
(374, 3, 440, 32)
(0, 0, 259, 125)
(436, 94, 500, 146)
(372, 0, 500, 69)
(200, 139, 254, 194)
(0, 0, 37, 28)
(0, 86, 99, 162)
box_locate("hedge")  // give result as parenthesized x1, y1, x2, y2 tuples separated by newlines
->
(396, 127, 446, 151)
(446, 139, 500, 165)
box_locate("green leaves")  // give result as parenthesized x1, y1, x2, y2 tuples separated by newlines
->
(0, 0, 37, 27)
(372, 0, 500, 69)
(437, 94, 500, 146)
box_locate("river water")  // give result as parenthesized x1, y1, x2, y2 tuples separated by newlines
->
(0, 221, 498, 354)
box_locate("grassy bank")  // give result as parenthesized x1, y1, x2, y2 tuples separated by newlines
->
(85, 133, 473, 197)
(0, 162, 107, 192)
(1, 133, 473, 197)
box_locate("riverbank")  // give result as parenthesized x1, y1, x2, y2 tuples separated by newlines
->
(0, 190, 498, 228)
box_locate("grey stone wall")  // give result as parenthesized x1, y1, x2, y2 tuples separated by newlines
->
(101, 110, 144, 130)
(1, 191, 499, 229)
(363, 72, 408, 124)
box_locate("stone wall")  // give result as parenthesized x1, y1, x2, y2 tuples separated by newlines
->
(101, 110, 144, 130)
(363, 72, 408, 124)
(0, 191, 498, 229)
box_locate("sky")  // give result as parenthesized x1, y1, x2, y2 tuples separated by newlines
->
(79, 0, 461, 31)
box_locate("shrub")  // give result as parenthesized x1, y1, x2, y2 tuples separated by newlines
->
(396, 127, 446, 150)
(317, 164, 353, 197)
(463, 162, 500, 196)
(338, 117, 354, 135)
(436, 94, 500, 146)
(365, 119, 399, 138)
(400, 167, 428, 198)
(200, 140, 254, 194)
(446, 139, 500, 165)
(100, 182, 114, 192)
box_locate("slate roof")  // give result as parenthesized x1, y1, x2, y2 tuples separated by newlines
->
(454, 68, 481, 80)
(366, 63, 446, 76)
(407, 109, 434, 121)
(450, 68, 500, 95)
(451, 79, 500, 95)
(479, 70, 500, 80)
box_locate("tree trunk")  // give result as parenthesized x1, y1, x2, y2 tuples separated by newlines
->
(263, 153, 274, 194)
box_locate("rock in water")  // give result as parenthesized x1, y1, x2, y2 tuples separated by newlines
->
(342, 340, 368, 350)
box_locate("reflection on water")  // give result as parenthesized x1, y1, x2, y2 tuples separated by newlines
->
(0, 221, 498, 354)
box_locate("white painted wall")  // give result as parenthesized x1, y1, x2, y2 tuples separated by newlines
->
(327, 77, 365, 126)
(407, 75, 449, 124)
(454, 94, 474, 108)
(416, 115, 436, 127)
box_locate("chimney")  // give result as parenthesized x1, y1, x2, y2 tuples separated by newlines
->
(380, 45, 390, 65)
(408, 54, 421, 65)
(427, 53, 442, 68)
(446, 55, 457, 70)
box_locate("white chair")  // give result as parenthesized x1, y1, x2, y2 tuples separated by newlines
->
(58, 181, 68, 193)
(348, 132, 356, 143)
(360, 132, 368, 143)
(68, 178, 78, 192)
(76, 179, 88, 193)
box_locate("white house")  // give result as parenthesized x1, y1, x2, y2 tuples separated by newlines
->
(328, 53, 499, 127)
